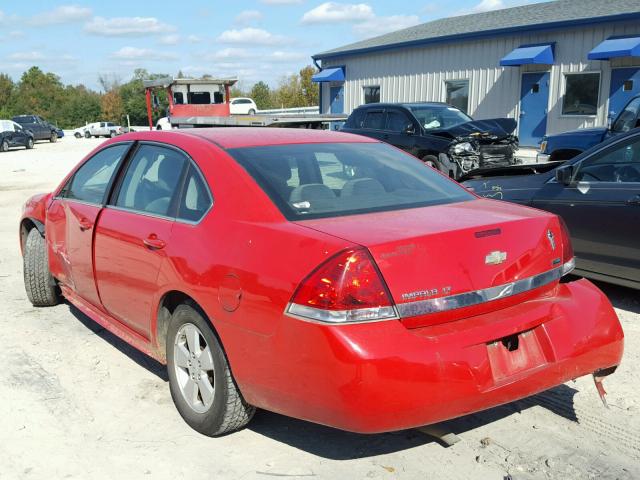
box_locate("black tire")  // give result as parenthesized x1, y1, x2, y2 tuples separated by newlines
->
(156, 125, 163, 130)
(167, 304, 255, 436)
(248, 109, 256, 115)
(26, 138, 34, 149)
(1, 140, 8, 152)
(422, 154, 450, 175)
(23, 228, 59, 307)
(84, 130, 91, 139)
(109, 131, 116, 138)
(74, 132, 82, 139)
(50, 132, 58, 143)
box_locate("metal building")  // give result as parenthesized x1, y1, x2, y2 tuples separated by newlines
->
(311, 0, 640, 147)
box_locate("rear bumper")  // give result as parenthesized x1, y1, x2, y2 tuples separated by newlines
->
(246, 279, 623, 433)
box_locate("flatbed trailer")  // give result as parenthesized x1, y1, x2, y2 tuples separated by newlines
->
(144, 76, 346, 129)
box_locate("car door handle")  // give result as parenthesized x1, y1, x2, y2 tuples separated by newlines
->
(627, 195, 640, 205)
(143, 235, 166, 250)
(78, 218, 93, 231)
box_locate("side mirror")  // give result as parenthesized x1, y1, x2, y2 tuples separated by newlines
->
(403, 124, 416, 135)
(555, 165, 574, 186)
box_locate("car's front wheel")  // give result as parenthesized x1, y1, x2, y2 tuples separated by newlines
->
(50, 132, 58, 143)
(23, 228, 60, 307)
(84, 131, 91, 139)
(248, 109, 256, 115)
(26, 138, 34, 149)
(167, 304, 255, 436)
(109, 131, 116, 138)
(1, 140, 8, 152)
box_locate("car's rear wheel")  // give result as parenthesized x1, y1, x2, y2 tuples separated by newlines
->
(74, 132, 82, 139)
(23, 228, 60, 307)
(84, 131, 91, 139)
(1, 140, 8, 152)
(26, 138, 34, 149)
(167, 304, 255, 436)
(50, 132, 58, 143)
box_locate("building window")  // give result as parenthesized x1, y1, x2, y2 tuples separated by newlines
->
(363, 86, 380, 104)
(562, 73, 600, 116)
(445, 80, 469, 114)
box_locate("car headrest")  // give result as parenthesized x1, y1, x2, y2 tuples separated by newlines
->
(341, 178, 386, 197)
(289, 184, 336, 204)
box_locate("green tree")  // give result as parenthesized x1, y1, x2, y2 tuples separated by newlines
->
(250, 81, 273, 110)
(0, 73, 15, 118)
(299, 65, 319, 107)
(59, 84, 101, 128)
(12, 66, 65, 125)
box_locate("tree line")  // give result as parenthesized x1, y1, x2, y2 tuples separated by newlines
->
(0, 65, 319, 129)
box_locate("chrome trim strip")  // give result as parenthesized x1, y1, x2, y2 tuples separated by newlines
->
(396, 265, 565, 318)
(285, 303, 399, 325)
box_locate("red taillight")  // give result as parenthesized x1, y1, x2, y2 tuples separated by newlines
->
(558, 217, 575, 275)
(287, 248, 398, 323)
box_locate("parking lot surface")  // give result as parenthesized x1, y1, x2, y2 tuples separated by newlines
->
(1, 137, 639, 480)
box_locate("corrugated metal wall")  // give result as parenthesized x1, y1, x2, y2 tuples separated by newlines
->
(320, 19, 640, 137)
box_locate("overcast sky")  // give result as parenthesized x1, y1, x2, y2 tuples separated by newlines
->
(0, 0, 545, 91)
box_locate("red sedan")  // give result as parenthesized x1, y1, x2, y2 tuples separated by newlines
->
(20, 128, 623, 436)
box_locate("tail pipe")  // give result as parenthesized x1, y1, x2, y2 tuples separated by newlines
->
(593, 366, 618, 408)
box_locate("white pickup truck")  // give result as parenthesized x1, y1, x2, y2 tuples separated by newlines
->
(82, 122, 124, 138)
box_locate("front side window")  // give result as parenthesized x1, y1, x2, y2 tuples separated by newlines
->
(229, 142, 474, 220)
(445, 80, 469, 114)
(63, 144, 130, 204)
(576, 136, 640, 183)
(363, 111, 385, 129)
(408, 104, 472, 130)
(385, 110, 413, 132)
(115, 144, 188, 217)
(562, 73, 600, 116)
(177, 165, 212, 222)
(612, 97, 640, 133)
(363, 86, 380, 104)
(174, 92, 184, 104)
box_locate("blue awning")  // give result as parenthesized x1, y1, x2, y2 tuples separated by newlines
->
(588, 36, 640, 60)
(500, 44, 554, 66)
(312, 67, 345, 83)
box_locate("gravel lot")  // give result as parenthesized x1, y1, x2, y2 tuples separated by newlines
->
(1, 136, 639, 480)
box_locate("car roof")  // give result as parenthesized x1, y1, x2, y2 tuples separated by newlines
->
(356, 102, 449, 109)
(148, 127, 377, 149)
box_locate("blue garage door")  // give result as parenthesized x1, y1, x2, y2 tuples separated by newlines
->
(330, 86, 344, 114)
(519, 72, 550, 147)
(609, 68, 640, 119)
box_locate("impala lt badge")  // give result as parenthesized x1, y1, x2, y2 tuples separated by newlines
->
(547, 229, 556, 250)
(485, 250, 507, 265)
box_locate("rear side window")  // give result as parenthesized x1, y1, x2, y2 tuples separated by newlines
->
(115, 144, 188, 217)
(229, 142, 473, 220)
(62, 144, 130, 204)
(346, 108, 365, 128)
(177, 165, 212, 222)
(363, 111, 384, 129)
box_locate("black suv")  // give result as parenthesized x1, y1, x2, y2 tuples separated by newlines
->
(12, 115, 60, 143)
(341, 102, 519, 179)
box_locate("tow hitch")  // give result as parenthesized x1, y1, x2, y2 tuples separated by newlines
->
(592, 366, 617, 408)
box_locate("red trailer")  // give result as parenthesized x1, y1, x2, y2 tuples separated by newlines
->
(143, 76, 346, 129)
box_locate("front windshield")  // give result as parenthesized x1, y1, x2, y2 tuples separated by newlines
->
(229, 142, 474, 220)
(408, 105, 472, 130)
(612, 97, 640, 133)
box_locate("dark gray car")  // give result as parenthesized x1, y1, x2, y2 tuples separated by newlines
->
(12, 115, 59, 142)
(462, 129, 640, 289)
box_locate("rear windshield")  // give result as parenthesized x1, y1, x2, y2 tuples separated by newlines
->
(13, 116, 33, 124)
(228, 142, 474, 220)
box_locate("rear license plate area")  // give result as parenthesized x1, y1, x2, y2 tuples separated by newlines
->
(487, 329, 548, 384)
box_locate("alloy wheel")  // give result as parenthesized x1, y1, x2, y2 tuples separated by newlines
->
(173, 323, 215, 414)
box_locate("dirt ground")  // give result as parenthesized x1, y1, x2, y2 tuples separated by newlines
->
(1, 136, 639, 480)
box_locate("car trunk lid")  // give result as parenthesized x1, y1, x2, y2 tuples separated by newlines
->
(295, 199, 565, 328)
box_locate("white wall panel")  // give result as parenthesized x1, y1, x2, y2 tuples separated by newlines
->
(320, 19, 640, 136)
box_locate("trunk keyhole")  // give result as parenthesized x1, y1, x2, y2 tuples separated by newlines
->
(501, 334, 519, 352)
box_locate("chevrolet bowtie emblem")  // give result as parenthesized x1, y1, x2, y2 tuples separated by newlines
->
(547, 229, 556, 250)
(485, 250, 507, 265)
